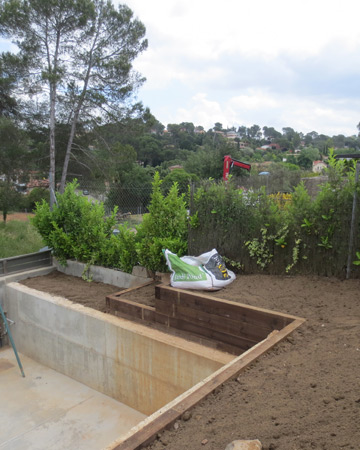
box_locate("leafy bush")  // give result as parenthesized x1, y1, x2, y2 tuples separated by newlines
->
(32, 180, 117, 265)
(98, 225, 138, 273)
(135, 172, 188, 272)
(189, 150, 360, 277)
(161, 168, 199, 196)
(32, 176, 189, 274)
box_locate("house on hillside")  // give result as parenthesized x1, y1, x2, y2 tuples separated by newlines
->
(226, 131, 240, 140)
(312, 160, 328, 174)
(26, 178, 49, 192)
(169, 165, 183, 171)
(260, 143, 282, 151)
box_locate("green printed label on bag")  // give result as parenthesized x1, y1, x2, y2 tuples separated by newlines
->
(167, 253, 208, 282)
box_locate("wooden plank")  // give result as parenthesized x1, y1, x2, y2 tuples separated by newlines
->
(151, 311, 170, 326)
(167, 316, 257, 353)
(155, 285, 178, 302)
(177, 290, 291, 328)
(155, 295, 276, 341)
(142, 308, 158, 323)
(106, 298, 145, 320)
(154, 297, 175, 316)
(157, 285, 294, 326)
(111, 317, 305, 450)
(174, 303, 273, 341)
(111, 280, 156, 299)
(155, 292, 289, 341)
(154, 293, 280, 335)
(112, 408, 179, 450)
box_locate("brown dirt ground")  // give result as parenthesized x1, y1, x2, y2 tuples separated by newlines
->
(19, 271, 360, 450)
(1, 212, 35, 222)
(20, 271, 123, 313)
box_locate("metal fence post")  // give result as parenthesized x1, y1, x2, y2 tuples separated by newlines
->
(346, 161, 360, 279)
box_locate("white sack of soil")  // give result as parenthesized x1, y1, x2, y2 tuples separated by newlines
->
(164, 248, 236, 290)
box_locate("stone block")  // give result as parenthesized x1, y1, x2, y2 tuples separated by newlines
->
(225, 440, 262, 450)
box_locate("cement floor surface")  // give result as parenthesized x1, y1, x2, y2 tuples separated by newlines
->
(0, 347, 146, 450)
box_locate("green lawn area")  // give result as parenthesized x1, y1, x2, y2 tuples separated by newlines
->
(0, 220, 45, 259)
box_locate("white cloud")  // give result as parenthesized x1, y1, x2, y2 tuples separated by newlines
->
(1, 0, 358, 137)
(124, 0, 360, 136)
(171, 91, 360, 136)
(127, 0, 360, 59)
(228, 91, 279, 111)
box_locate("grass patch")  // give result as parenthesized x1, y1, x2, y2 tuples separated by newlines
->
(0, 220, 45, 259)
(116, 214, 143, 228)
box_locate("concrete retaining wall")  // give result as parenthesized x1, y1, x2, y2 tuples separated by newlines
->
(4, 282, 229, 415)
(54, 259, 152, 288)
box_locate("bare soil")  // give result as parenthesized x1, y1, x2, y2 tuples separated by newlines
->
(19, 271, 360, 450)
(1, 212, 35, 222)
(20, 271, 122, 312)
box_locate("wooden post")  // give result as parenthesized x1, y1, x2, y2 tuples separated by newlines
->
(346, 161, 360, 279)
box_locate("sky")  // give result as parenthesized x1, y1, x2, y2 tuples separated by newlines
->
(122, 0, 360, 137)
(1, 0, 360, 137)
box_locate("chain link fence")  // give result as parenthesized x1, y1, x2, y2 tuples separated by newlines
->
(76, 179, 152, 216)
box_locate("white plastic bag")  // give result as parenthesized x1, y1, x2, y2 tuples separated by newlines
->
(164, 248, 236, 290)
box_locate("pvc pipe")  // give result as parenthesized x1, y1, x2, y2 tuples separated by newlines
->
(0, 303, 25, 377)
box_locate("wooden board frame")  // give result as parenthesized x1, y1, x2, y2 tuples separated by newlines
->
(106, 284, 301, 355)
(105, 283, 305, 450)
(107, 317, 304, 450)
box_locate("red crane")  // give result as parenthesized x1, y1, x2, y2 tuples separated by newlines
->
(223, 155, 251, 181)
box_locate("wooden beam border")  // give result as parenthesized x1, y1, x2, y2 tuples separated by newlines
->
(107, 317, 305, 450)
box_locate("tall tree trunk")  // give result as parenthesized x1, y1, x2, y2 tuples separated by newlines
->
(59, 108, 79, 193)
(46, 23, 61, 208)
(49, 82, 56, 207)
(59, 26, 98, 193)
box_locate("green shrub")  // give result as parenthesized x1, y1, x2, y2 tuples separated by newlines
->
(189, 151, 360, 277)
(32, 176, 189, 274)
(135, 172, 188, 272)
(32, 180, 117, 265)
(98, 224, 138, 273)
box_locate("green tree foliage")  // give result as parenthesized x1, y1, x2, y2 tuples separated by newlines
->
(184, 146, 222, 179)
(247, 124, 262, 140)
(263, 126, 282, 139)
(213, 122, 223, 132)
(136, 135, 164, 167)
(23, 187, 49, 212)
(297, 146, 320, 169)
(0, 181, 22, 222)
(161, 169, 199, 196)
(0, 52, 18, 118)
(0, 0, 148, 195)
(105, 164, 153, 215)
(0, 116, 29, 181)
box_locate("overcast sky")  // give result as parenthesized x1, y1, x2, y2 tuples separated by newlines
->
(1, 0, 359, 137)
(123, 0, 360, 137)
